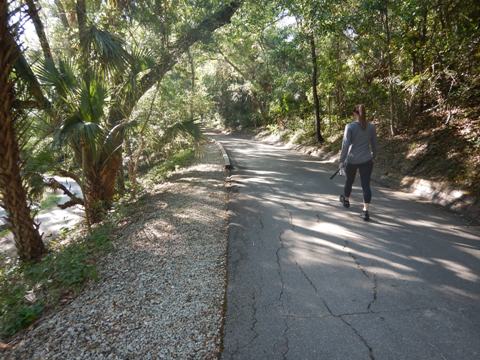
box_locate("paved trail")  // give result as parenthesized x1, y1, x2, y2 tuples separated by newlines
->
(214, 133, 480, 360)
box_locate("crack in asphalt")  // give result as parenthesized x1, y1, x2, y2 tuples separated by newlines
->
(296, 260, 376, 360)
(367, 275, 378, 312)
(276, 231, 287, 302)
(269, 183, 295, 359)
(246, 173, 375, 359)
(340, 317, 376, 360)
(296, 261, 318, 293)
(276, 227, 291, 359)
(248, 291, 259, 345)
(343, 240, 378, 313)
(259, 217, 264, 229)
(281, 318, 290, 360)
(227, 291, 262, 358)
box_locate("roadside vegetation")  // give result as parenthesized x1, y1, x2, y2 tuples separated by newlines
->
(0, 147, 198, 340)
(0, 224, 112, 338)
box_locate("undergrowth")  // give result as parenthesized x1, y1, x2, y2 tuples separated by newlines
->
(0, 224, 113, 340)
(39, 194, 62, 211)
(146, 148, 196, 183)
(0, 228, 11, 238)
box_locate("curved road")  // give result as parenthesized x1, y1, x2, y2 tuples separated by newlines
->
(213, 133, 480, 360)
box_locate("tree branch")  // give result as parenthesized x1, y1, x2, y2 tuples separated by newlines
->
(43, 177, 84, 209)
(218, 47, 249, 79)
(57, 169, 83, 187)
(54, 0, 70, 30)
(135, 0, 243, 110)
(25, 0, 53, 61)
(13, 39, 53, 111)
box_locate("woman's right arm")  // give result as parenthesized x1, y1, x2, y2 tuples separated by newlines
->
(340, 125, 351, 164)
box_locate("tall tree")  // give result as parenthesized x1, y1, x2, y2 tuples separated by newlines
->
(287, 0, 327, 142)
(0, 1, 45, 261)
(97, 0, 244, 213)
(381, 0, 396, 135)
(310, 31, 324, 143)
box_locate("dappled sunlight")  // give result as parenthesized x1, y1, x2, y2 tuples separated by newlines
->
(435, 259, 479, 282)
(287, 217, 420, 279)
(239, 176, 277, 186)
(242, 169, 284, 176)
(435, 285, 479, 301)
(400, 217, 459, 230)
(409, 256, 436, 265)
(432, 226, 480, 241)
(175, 163, 222, 173)
(287, 230, 346, 256)
(218, 133, 480, 313)
(368, 266, 420, 281)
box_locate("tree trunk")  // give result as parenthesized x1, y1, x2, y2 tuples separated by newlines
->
(383, 0, 396, 136)
(54, 0, 70, 30)
(0, 3, 45, 261)
(0, 121, 46, 261)
(310, 32, 324, 143)
(116, 163, 126, 196)
(188, 48, 195, 122)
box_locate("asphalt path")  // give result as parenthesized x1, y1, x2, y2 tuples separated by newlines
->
(212, 132, 480, 360)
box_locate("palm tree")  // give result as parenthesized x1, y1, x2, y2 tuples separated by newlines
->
(0, 1, 45, 261)
(17, 0, 244, 225)
(35, 53, 129, 225)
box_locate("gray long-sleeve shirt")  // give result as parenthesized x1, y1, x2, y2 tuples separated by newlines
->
(339, 121, 377, 165)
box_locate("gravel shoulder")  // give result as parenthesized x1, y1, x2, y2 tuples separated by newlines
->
(3, 142, 229, 359)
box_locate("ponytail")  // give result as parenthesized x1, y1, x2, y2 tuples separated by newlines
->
(354, 104, 367, 129)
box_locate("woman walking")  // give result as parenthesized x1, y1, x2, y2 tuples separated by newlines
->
(339, 104, 377, 221)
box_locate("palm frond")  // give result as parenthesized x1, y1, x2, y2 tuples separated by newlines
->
(57, 113, 103, 150)
(34, 57, 62, 88)
(57, 58, 78, 91)
(158, 119, 203, 146)
(129, 46, 156, 74)
(87, 25, 130, 73)
(34, 57, 78, 100)
(79, 77, 108, 123)
(103, 119, 136, 148)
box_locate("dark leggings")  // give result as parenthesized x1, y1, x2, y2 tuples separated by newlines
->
(344, 160, 373, 203)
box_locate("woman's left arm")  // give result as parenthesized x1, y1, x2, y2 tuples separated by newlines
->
(370, 124, 378, 160)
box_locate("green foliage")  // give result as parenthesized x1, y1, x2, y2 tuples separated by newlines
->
(39, 193, 62, 210)
(203, 0, 479, 137)
(0, 229, 11, 238)
(146, 148, 196, 183)
(0, 225, 112, 339)
(205, 68, 258, 129)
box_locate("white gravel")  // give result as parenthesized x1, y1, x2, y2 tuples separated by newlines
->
(3, 142, 229, 359)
